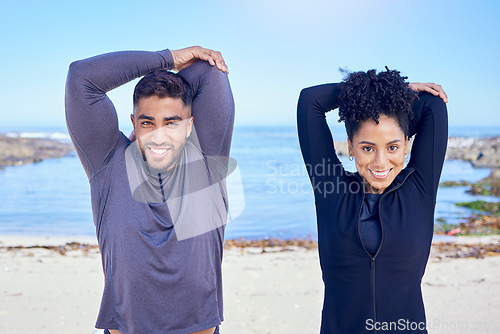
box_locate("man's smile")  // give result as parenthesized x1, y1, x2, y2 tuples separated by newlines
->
(147, 146, 171, 158)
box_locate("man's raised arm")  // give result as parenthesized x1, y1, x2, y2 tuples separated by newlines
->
(65, 50, 173, 178)
(175, 48, 234, 158)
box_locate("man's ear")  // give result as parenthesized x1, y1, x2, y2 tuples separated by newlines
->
(130, 114, 136, 129)
(186, 116, 194, 138)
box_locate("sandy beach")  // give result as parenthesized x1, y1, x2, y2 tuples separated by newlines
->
(1, 235, 499, 334)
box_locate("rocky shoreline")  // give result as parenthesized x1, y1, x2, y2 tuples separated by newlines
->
(446, 136, 500, 168)
(0, 134, 74, 167)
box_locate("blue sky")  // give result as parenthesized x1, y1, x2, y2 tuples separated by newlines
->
(1, 0, 499, 129)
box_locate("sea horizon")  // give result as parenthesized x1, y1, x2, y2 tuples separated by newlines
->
(1, 124, 500, 140)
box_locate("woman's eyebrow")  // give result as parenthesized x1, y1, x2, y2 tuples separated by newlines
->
(358, 140, 375, 145)
(357, 139, 402, 145)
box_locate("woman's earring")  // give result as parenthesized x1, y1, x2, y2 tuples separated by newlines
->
(349, 155, 354, 161)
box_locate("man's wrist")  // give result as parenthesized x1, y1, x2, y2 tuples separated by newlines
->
(157, 49, 174, 70)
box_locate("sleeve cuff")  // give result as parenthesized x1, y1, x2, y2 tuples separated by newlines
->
(157, 49, 174, 70)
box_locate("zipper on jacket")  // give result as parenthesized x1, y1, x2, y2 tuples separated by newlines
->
(356, 190, 379, 333)
(356, 169, 415, 333)
(371, 257, 377, 334)
(372, 169, 415, 333)
(158, 173, 166, 203)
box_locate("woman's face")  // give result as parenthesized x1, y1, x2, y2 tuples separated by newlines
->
(348, 115, 408, 194)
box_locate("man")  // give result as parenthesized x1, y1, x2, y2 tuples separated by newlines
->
(65, 46, 234, 334)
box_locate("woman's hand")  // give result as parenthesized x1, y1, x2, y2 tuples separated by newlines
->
(409, 82, 448, 103)
(171, 46, 228, 73)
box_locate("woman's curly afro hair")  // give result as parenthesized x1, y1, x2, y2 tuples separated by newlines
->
(338, 67, 418, 140)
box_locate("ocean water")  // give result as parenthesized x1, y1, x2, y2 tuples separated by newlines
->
(0, 125, 498, 239)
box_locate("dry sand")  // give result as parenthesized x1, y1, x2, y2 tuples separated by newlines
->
(1, 235, 499, 334)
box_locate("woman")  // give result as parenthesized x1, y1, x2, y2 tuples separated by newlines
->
(297, 68, 448, 333)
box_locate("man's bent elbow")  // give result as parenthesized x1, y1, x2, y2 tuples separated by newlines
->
(66, 59, 88, 83)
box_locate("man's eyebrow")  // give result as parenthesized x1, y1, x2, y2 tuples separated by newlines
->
(137, 115, 184, 122)
(137, 114, 154, 120)
(164, 115, 183, 122)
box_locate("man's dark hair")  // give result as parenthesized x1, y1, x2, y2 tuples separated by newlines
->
(133, 70, 193, 108)
(338, 67, 417, 140)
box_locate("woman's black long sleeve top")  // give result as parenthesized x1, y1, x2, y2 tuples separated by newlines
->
(297, 83, 448, 334)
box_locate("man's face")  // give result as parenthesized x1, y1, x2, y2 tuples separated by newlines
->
(131, 96, 193, 171)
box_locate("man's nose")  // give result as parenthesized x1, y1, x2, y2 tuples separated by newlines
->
(150, 126, 170, 143)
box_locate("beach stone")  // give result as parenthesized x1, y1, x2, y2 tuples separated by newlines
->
(446, 137, 500, 168)
(0, 134, 74, 166)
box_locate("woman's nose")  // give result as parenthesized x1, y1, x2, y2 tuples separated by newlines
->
(373, 151, 388, 168)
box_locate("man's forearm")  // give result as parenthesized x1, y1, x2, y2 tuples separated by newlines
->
(65, 49, 174, 177)
(66, 49, 173, 97)
(177, 61, 234, 158)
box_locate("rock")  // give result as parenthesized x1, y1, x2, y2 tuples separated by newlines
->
(446, 136, 500, 168)
(0, 134, 74, 166)
(333, 141, 348, 156)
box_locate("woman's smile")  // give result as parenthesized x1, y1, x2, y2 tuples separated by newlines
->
(369, 168, 393, 179)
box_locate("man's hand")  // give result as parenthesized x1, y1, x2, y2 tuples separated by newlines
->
(171, 46, 228, 73)
(409, 82, 448, 103)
